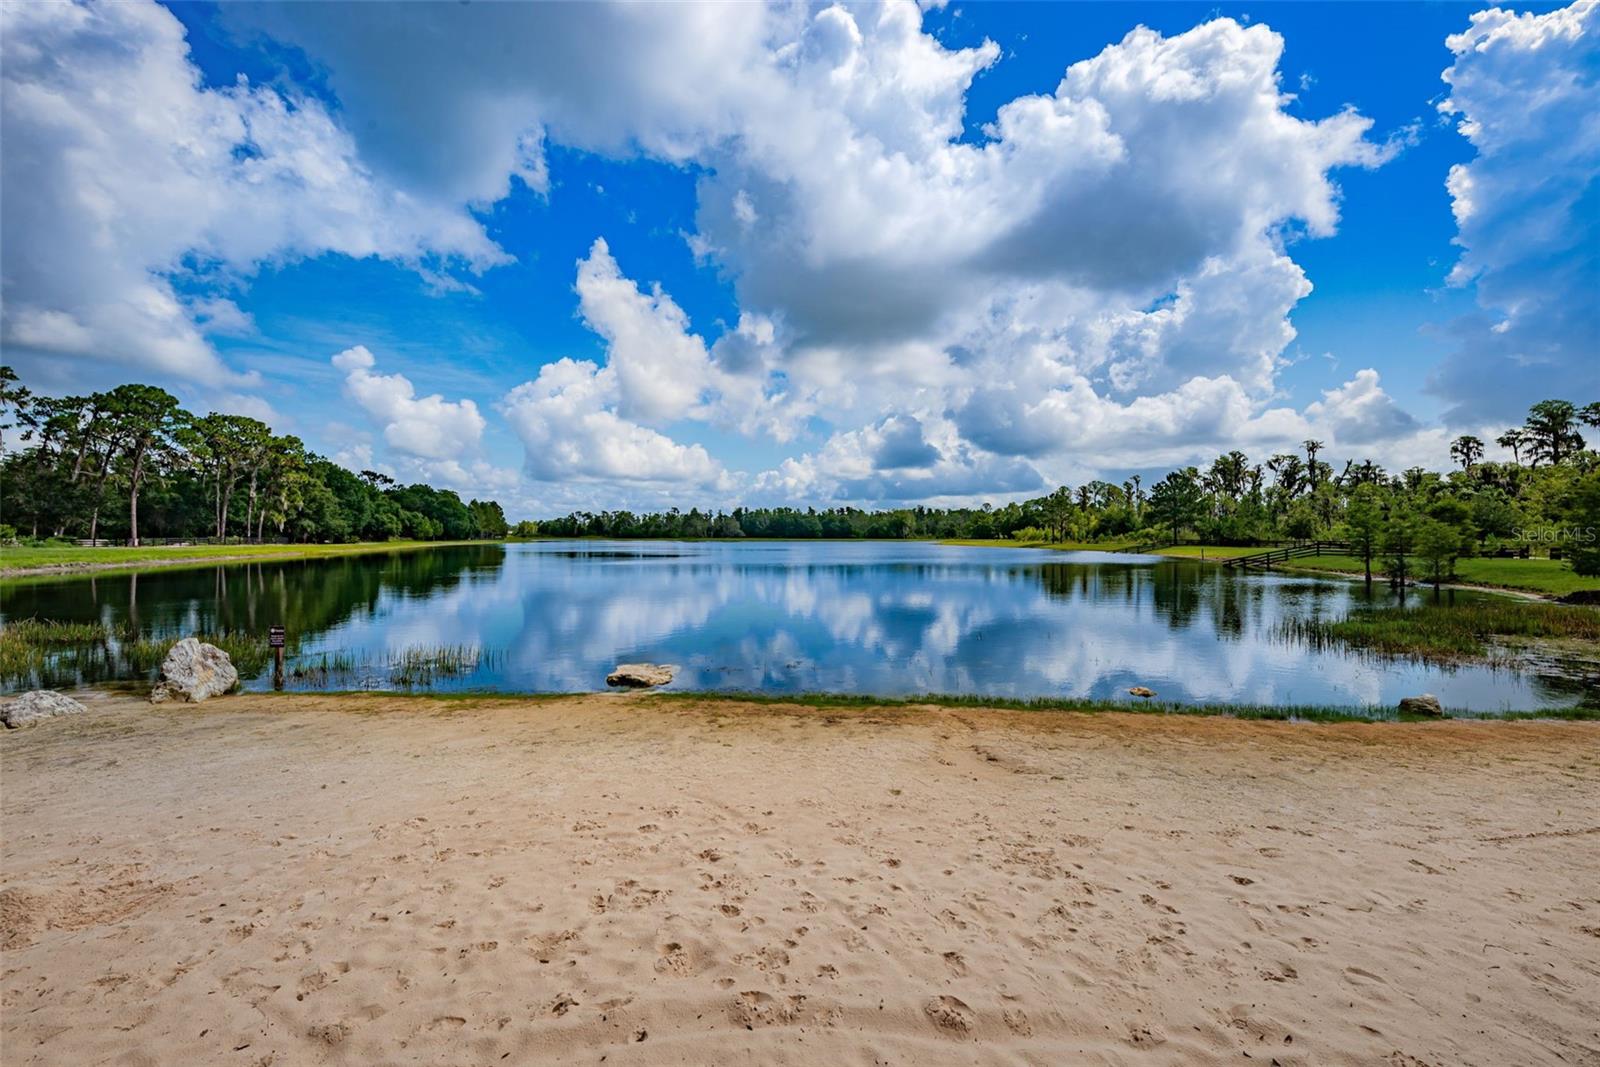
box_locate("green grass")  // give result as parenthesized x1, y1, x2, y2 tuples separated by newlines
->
(387, 645, 491, 687)
(940, 537, 1150, 552)
(1280, 554, 1599, 596)
(646, 689, 1596, 721)
(1146, 544, 1265, 560)
(1274, 599, 1600, 666)
(284, 644, 500, 689)
(0, 539, 489, 577)
(941, 539, 1269, 560)
(0, 619, 109, 644)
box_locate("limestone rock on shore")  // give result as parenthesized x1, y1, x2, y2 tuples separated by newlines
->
(1, 690, 87, 729)
(1398, 694, 1444, 717)
(606, 664, 675, 689)
(149, 638, 238, 704)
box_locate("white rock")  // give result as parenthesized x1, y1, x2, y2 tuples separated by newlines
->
(1, 689, 88, 728)
(149, 638, 239, 704)
(606, 663, 676, 689)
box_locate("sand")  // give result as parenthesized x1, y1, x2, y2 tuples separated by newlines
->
(2, 692, 1597, 1066)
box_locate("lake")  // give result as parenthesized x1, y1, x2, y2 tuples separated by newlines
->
(2, 540, 1593, 712)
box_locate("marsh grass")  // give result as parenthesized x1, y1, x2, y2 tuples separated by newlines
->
(388, 645, 491, 687)
(0, 632, 44, 682)
(1, 619, 108, 683)
(285, 644, 499, 690)
(1274, 601, 1600, 666)
(119, 633, 272, 677)
(1, 619, 272, 688)
(289, 649, 361, 685)
(2, 619, 109, 644)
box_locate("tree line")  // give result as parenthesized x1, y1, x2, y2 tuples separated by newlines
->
(4, 367, 1593, 583)
(0, 367, 508, 545)
(533, 399, 1600, 583)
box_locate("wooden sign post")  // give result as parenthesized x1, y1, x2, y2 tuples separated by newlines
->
(269, 625, 286, 690)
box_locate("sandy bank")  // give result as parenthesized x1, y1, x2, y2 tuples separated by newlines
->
(3, 692, 1597, 1065)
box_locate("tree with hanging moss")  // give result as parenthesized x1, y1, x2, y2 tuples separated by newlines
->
(1343, 483, 1384, 585)
(1565, 472, 1600, 578)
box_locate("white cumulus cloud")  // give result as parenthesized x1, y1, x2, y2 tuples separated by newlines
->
(1431, 0, 1600, 422)
(500, 359, 723, 486)
(0, 0, 506, 385)
(332, 346, 487, 461)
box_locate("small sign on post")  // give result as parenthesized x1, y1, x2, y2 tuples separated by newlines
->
(269, 625, 286, 690)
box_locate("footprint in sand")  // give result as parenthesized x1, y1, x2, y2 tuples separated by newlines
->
(654, 941, 700, 977)
(942, 951, 968, 976)
(730, 990, 806, 1028)
(306, 1021, 351, 1046)
(1003, 1008, 1033, 1036)
(924, 995, 975, 1036)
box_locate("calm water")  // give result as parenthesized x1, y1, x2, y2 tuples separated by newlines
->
(2, 540, 1593, 712)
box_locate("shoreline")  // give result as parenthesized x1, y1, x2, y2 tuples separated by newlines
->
(4, 690, 1596, 1065)
(956, 539, 1599, 601)
(26, 684, 1599, 722)
(1269, 561, 1558, 601)
(5, 537, 1592, 605)
(0, 539, 490, 579)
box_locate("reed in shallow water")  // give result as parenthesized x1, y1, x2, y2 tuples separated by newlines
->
(0, 623, 273, 688)
(1273, 600, 1600, 666)
(1, 618, 110, 645)
(283, 645, 499, 689)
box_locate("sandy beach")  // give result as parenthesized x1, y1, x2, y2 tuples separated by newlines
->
(2, 692, 1597, 1066)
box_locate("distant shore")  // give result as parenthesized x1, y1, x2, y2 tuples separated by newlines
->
(7, 536, 1596, 603)
(0, 539, 490, 579)
(3, 690, 1595, 1065)
(944, 537, 1600, 598)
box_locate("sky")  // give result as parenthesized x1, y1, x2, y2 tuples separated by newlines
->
(2, 0, 1596, 519)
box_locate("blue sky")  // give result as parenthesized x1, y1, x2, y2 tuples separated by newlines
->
(2, 1, 1594, 517)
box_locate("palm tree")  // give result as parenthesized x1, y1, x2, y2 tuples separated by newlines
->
(1496, 427, 1525, 465)
(1449, 435, 1484, 470)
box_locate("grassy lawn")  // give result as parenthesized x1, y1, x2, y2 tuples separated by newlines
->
(1280, 554, 1599, 597)
(0, 539, 487, 577)
(941, 539, 1265, 560)
(940, 537, 1138, 551)
(1147, 544, 1265, 560)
